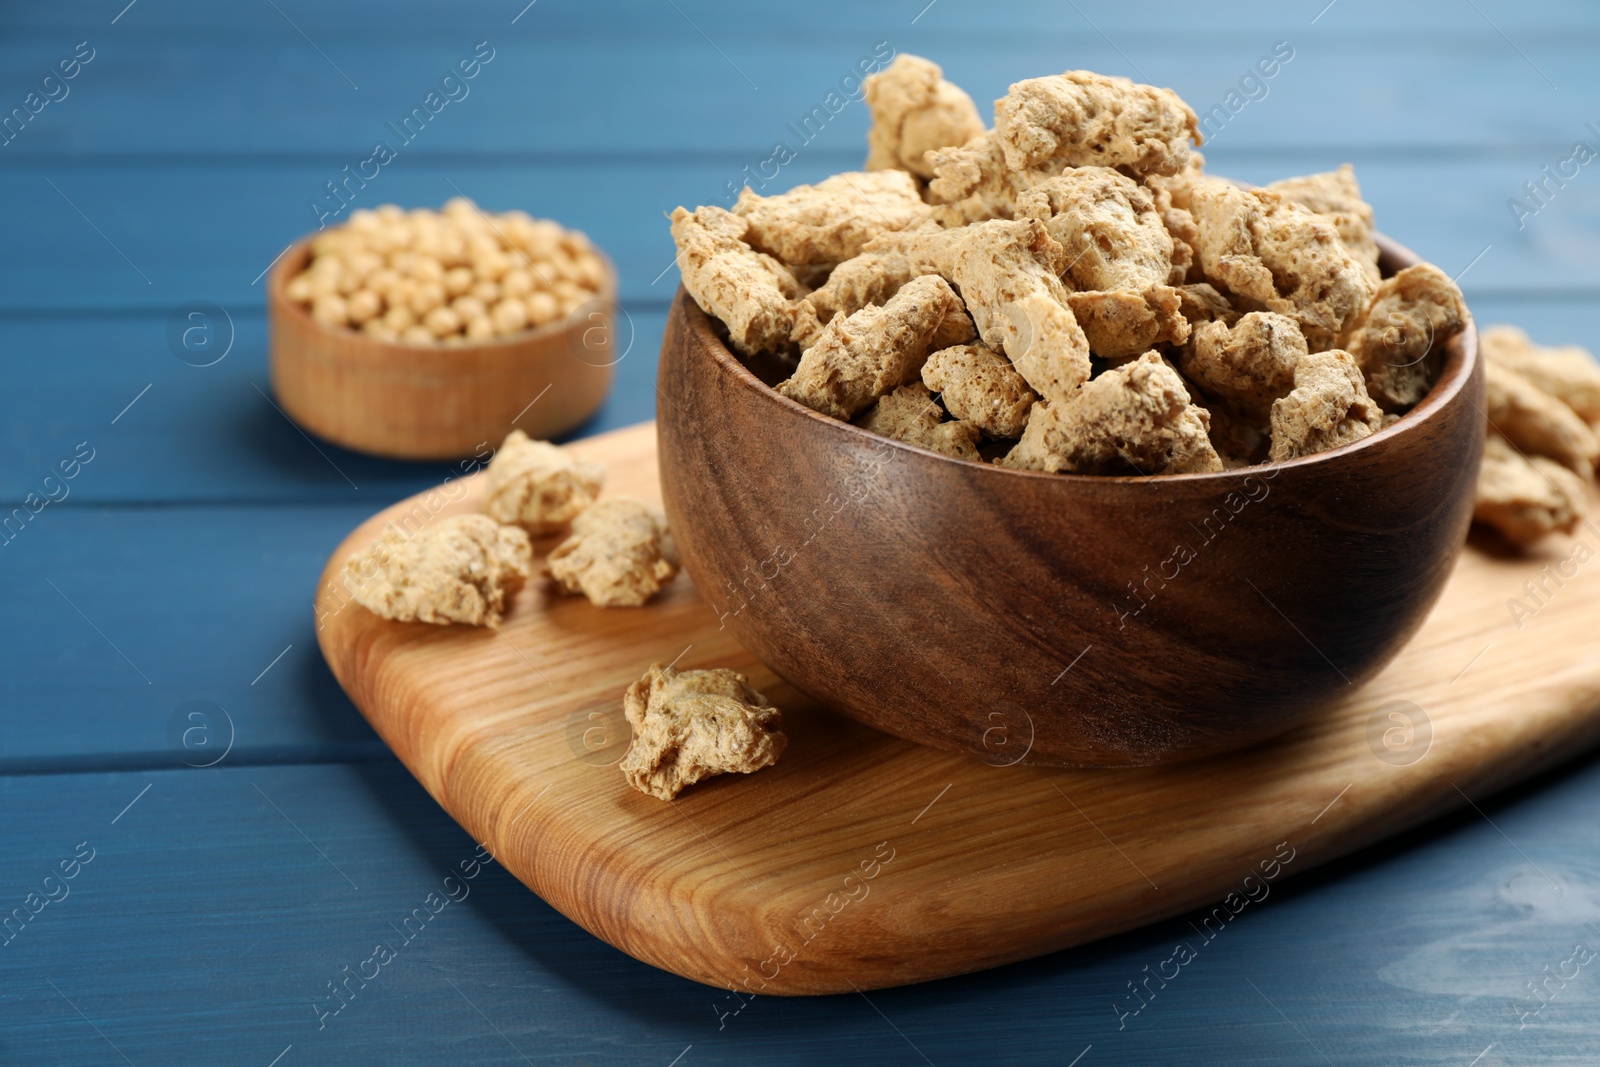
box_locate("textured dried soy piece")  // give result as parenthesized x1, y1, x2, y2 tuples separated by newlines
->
(1474, 433, 1589, 546)
(1486, 363, 1600, 481)
(791, 248, 918, 350)
(481, 430, 605, 535)
(1266, 165, 1381, 282)
(546, 498, 679, 608)
(1338, 263, 1467, 413)
(1190, 179, 1375, 351)
(1192, 394, 1270, 468)
(929, 304, 979, 351)
(858, 381, 982, 459)
(777, 275, 969, 420)
(1146, 153, 1208, 284)
(1027, 176, 1190, 348)
(1002, 351, 1223, 475)
(1064, 287, 1189, 360)
(1179, 312, 1309, 421)
(1015, 168, 1175, 292)
(1161, 219, 1198, 285)
(1268, 349, 1384, 463)
(993, 70, 1200, 178)
(1174, 283, 1237, 327)
(898, 218, 1091, 402)
(1482, 325, 1600, 424)
(1145, 151, 1208, 213)
(345, 513, 532, 627)
(925, 132, 1060, 223)
(734, 170, 927, 266)
(864, 54, 987, 180)
(922, 342, 1037, 438)
(670, 205, 807, 356)
(619, 663, 787, 801)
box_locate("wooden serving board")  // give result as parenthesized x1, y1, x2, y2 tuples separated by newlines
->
(315, 421, 1600, 995)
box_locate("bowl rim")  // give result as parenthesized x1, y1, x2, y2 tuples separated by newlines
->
(268, 232, 619, 353)
(674, 231, 1480, 485)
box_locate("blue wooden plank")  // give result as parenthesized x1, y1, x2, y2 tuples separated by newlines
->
(0, 33, 1593, 158)
(3, 0, 1596, 36)
(0, 307, 663, 504)
(9, 158, 760, 313)
(6, 155, 1600, 318)
(0, 504, 387, 766)
(1454, 295, 1600, 348)
(1, 756, 1598, 1064)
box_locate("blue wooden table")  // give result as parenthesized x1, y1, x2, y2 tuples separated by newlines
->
(4, 1, 1599, 1063)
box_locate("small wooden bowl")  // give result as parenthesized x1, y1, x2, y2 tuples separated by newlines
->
(657, 235, 1484, 767)
(268, 239, 617, 460)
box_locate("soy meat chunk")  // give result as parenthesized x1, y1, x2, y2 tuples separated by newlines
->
(620, 663, 787, 801)
(1474, 433, 1589, 546)
(864, 54, 987, 179)
(345, 514, 532, 627)
(1267, 350, 1384, 462)
(1162, 217, 1198, 284)
(925, 134, 1006, 216)
(1015, 168, 1175, 292)
(1179, 312, 1309, 421)
(993, 71, 1200, 178)
(1174, 282, 1237, 327)
(858, 382, 982, 460)
(921, 342, 1037, 438)
(1486, 363, 1600, 481)
(1010, 169, 1192, 357)
(547, 499, 679, 608)
(1266, 165, 1381, 282)
(481, 430, 604, 534)
(733, 170, 926, 265)
(897, 218, 1091, 402)
(1064, 286, 1189, 360)
(1002, 352, 1223, 475)
(928, 303, 980, 351)
(1338, 263, 1467, 412)
(1145, 151, 1207, 213)
(1146, 153, 1209, 284)
(1194, 394, 1270, 468)
(789, 236, 973, 353)
(670, 205, 806, 356)
(777, 275, 968, 420)
(924, 199, 999, 229)
(1482, 325, 1600, 423)
(791, 248, 917, 350)
(925, 132, 1059, 222)
(1190, 180, 1375, 351)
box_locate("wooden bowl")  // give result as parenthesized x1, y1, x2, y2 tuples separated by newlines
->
(657, 235, 1484, 767)
(268, 238, 617, 460)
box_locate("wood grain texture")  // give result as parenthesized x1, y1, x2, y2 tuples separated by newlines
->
(660, 237, 1483, 767)
(315, 419, 1600, 995)
(267, 240, 615, 460)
